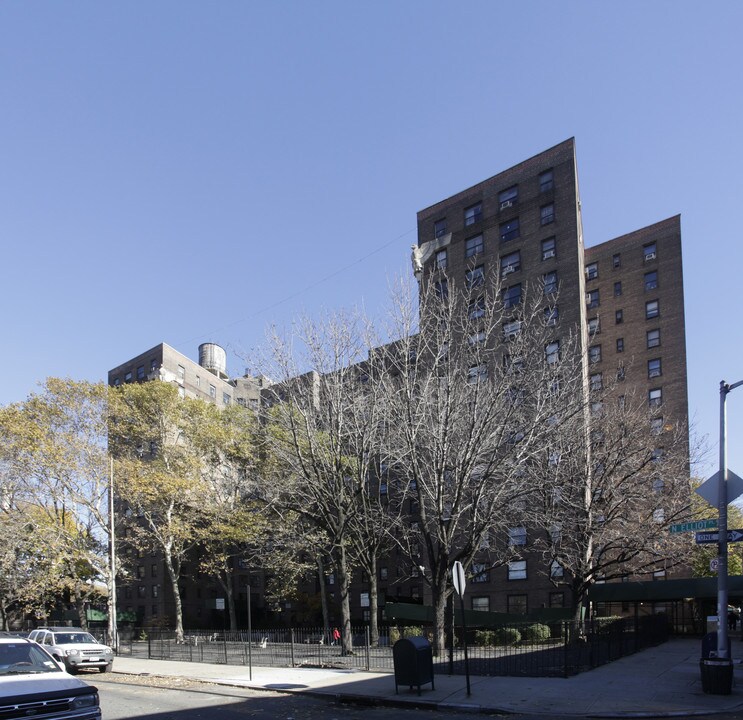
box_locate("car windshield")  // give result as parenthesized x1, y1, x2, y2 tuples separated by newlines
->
(0, 643, 61, 675)
(53, 633, 99, 645)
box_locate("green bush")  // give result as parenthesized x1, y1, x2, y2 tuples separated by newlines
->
(404, 626, 423, 638)
(494, 626, 521, 645)
(389, 627, 401, 644)
(522, 623, 551, 643)
(474, 630, 495, 646)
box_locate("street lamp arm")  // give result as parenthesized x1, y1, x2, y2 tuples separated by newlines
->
(726, 380, 743, 393)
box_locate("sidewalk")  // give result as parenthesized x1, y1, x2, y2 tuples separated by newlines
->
(111, 638, 743, 717)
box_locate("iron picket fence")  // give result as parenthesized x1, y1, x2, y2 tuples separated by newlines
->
(114, 614, 668, 678)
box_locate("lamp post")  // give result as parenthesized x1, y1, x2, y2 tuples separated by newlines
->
(717, 379, 743, 659)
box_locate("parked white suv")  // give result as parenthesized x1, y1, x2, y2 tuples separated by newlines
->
(0, 633, 101, 720)
(31, 628, 114, 674)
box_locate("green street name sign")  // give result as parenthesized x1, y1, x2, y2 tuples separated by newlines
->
(669, 519, 718, 534)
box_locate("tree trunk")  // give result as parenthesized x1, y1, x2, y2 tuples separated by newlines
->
(163, 549, 184, 643)
(368, 556, 379, 646)
(431, 582, 447, 657)
(223, 570, 237, 631)
(336, 544, 353, 655)
(317, 555, 330, 643)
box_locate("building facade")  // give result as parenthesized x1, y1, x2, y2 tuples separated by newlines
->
(109, 138, 689, 628)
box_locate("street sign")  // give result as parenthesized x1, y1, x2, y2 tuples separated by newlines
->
(696, 530, 743, 545)
(670, 519, 718, 534)
(711, 558, 720, 573)
(452, 561, 466, 597)
(695, 469, 743, 507)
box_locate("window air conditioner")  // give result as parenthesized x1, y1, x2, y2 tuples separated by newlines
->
(502, 266, 515, 275)
(645, 252, 656, 261)
(543, 249, 555, 259)
(500, 200, 513, 210)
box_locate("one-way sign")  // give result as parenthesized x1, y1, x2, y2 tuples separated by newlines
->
(696, 529, 743, 544)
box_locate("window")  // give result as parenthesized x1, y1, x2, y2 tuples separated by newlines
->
(545, 341, 560, 365)
(653, 508, 665, 524)
(502, 283, 522, 308)
(644, 242, 657, 261)
(586, 289, 599, 308)
(647, 329, 661, 348)
(435, 249, 447, 270)
(223, 392, 231, 405)
(468, 329, 486, 346)
(540, 203, 555, 225)
(137, 365, 145, 380)
(435, 279, 448, 300)
(615, 309, 623, 324)
(616, 338, 624, 353)
(585, 262, 598, 280)
(587, 317, 599, 336)
(644, 271, 658, 291)
(472, 563, 489, 582)
(649, 388, 663, 408)
(508, 527, 527, 546)
(500, 251, 520, 276)
(590, 372, 603, 391)
(465, 202, 482, 226)
(380, 567, 388, 580)
(550, 561, 564, 579)
(589, 345, 602, 363)
(614, 281, 622, 297)
(549, 592, 564, 608)
(467, 364, 487, 384)
(138, 586, 146, 598)
(646, 300, 659, 319)
(648, 358, 662, 378)
(617, 364, 626, 381)
(499, 186, 518, 208)
(177, 364, 185, 380)
(651, 417, 664, 434)
(152, 584, 160, 598)
(150, 358, 158, 371)
(500, 218, 520, 242)
(507, 560, 527, 581)
(209, 384, 216, 398)
(539, 169, 553, 192)
(653, 478, 665, 492)
(507, 594, 528, 614)
(472, 596, 490, 612)
(137, 565, 146, 579)
(195, 375, 200, 388)
(468, 297, 485, 319)
(466, 265, 485, 288)
(541, 236, 556, 260)
(543, 270, 558, 294)
(544, 305, 559, 326)
(434, 218, 448, 238)
(178, 386, 186, 398)
(612, 253, 621, 268)
(113, 377, 120, 386)
(465, 234, 484, 258)
(124, 371, 132, 382)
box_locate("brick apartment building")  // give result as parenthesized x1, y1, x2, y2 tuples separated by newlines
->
(109, 138, 689, 629)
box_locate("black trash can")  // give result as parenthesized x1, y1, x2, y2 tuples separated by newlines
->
(700, 633, 734, 695)
(393, 636, 435, 695)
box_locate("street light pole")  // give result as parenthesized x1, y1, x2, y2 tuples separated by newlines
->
(718, 379, 743, 659)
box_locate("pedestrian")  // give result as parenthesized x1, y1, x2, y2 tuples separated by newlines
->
(728, 609, 738, 631)
(332, 627, 340, 645)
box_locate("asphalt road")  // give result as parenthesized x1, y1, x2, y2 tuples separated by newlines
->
(95, 673, 498, 720)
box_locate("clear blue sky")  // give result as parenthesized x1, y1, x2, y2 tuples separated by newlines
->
(1, 1, 741, 480)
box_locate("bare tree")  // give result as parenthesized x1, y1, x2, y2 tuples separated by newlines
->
(258, 310, 387, 655)
(378, 272, 585, 655)
(529, 376, 692, 620)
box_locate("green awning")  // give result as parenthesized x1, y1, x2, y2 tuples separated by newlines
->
(588, 576, 743, 603)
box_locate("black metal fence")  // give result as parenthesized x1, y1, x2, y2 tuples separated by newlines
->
(116, 614, 668, 678)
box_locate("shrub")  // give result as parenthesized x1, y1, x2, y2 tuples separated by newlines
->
(404, 626, 423, 638)
(389, 627, 401, 644)
(494, 626, 521, 645)
(474, 630, 495, 646)
(522, 623, 551, 643)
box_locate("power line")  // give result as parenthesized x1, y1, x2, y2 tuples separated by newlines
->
(177, 226, 415, 348)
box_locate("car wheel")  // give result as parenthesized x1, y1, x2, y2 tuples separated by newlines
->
(99, 664, 111, 673)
